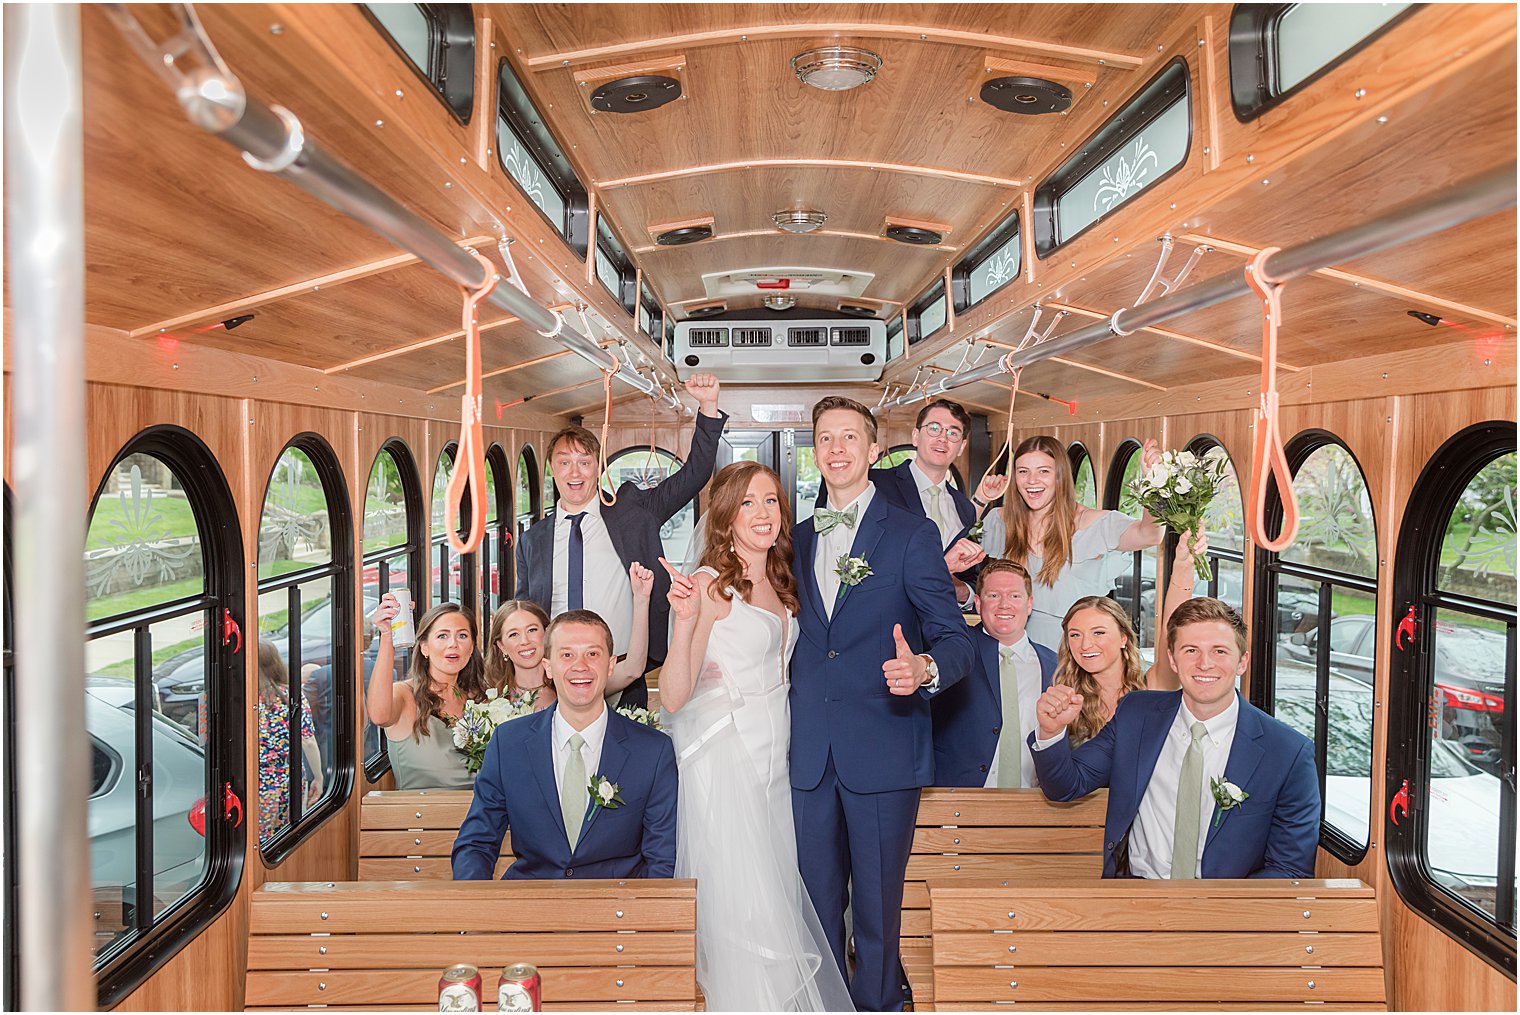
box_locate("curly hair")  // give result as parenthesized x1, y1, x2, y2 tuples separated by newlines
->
(1052, 596, 1146, 745)
(698, 462, 800, 615)
(405, 602, 488, 740)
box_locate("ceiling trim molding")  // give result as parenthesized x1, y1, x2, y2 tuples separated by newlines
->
(598, 158, 1022, 191)
(632, 227, 958, 255)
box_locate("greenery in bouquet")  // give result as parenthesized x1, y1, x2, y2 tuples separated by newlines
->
(452, 687, 537, 773)
(1126, 449, 1229, 582)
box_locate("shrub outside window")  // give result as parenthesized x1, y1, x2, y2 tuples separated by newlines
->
(361, 441, 423, 780)
(1069, 442, 1097, 509)
(1256, 436, 1377, 862)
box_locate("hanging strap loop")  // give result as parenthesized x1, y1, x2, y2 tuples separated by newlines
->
(598, 353, 621, 508)
(443, 248, 496, 555)
(1243, 247, 1300, 553)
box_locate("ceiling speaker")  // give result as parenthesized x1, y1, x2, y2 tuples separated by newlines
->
(885, 224, 943, 245)
(980, 76, 1072, 115)
(591, 75, 682, 113)
(685, 303, 726, 319)
(656, 224, 713, 245)
(838, 303, 878, 318)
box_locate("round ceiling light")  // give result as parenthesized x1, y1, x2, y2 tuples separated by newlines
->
(791, 46, 883, 91)
(764, 295, 797, 311)
(590, 75, 683, 113)
(773, 209, 828, 233)
(656, 224, 714, 245)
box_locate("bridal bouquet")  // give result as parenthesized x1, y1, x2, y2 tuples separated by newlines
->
(1127, 449, 1230, 582)
(453, 687, 537, 773)
(616, 704, 664, 731)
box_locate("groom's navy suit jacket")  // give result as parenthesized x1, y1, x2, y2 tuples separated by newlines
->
(452, 705, 678, 881)
(1030, 690, 1320, 879)
(791, 493, 976, 792)
(932, 624, 1058, 787)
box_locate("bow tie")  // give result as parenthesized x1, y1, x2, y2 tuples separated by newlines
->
(814, 504, 859, 535)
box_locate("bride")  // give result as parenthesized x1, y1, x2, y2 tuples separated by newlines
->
(660, 461, 853, 1012)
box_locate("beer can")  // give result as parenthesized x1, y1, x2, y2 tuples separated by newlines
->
(389, 589, 416, 649)
(438, 962, 482, 1011)
(497, 962, 541, 1012)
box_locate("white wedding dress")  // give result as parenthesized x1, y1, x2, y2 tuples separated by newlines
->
(663, 570, 853, 1012)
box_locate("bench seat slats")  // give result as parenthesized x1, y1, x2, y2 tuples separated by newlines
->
(931, 895, 1379, 933)
(357, 856, 512, 879)
(906, 854, 1101, 881)
(933, 930, 1385, 967)
(932, 966, 1387, 1004)
(360, 829, 505, 855)
(251, 896, 696, 934)
(245, 967, 697, 1006)
(913, 826, 1106, 853)
(360, 802, 477, 829)
(248, 932, 698, 969)
(915, 790, 1109, 826)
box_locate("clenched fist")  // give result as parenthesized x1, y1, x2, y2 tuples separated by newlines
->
(1035, 683, 1085, 739)
(684, 373, 721, 416)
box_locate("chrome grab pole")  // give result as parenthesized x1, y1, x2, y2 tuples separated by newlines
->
(5, 4, 97, 1009)
(103, 4, 682, 413)
(891, 163, 1517, 407)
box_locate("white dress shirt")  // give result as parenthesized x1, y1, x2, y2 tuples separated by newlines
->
(550, 499, 633, 654)
(983, 633, 1043, 789)
(1126, 694, 1239, 879)
(551, 705, 609, 796)
(909, 460, 962, 551)
(814, 483, 876, 618)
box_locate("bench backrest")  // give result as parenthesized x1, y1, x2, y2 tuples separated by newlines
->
(246, 879, 699, 1010)
(360, 789, 511, 879)
(928, 877, 1387, 1011)
(901, 788, 1108, 1008)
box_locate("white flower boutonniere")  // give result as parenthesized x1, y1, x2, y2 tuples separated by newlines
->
(1211, 776, 1249, 828)
(587, 774, 624, 816)
(834, 553, 873, 604)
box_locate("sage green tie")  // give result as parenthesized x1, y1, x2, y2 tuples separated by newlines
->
(561, 732, 587, 849)
(928, 486, 954, 547)
(1170, 722, 1209, 879)
(996, 647, 1023, 788)
(813, 504, 859, 535)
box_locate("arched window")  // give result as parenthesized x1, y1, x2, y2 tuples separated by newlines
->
(1256, 434, 1378, 862)
(516, 444, 541, 540)
(1182, 437, 1246, 613)
(543, 452, 558, 510)
(478, 445, 511, 621)
(1068, 442, 1097, 508)
(360, 441, 423, 780)
(1389, 423, 1515, 972)
(601, 447, 700, 569)
(1107, 439, 1157, 666)
(876, 445, 967, 491)
(431, 444, 461, 608)
(83, 428, 242, 1002)
(255, 437, 352, 860)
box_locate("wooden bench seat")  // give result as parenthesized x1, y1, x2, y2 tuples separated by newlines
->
(246, 879, 699, 1011)
(928, 878, 1387, 1011)
(901, 788, 1107, 1009)
(359, 789, 511, 879)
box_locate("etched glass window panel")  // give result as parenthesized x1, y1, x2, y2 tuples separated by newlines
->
(86, 454, 205, 622)
(364, 4, 431, 74)
(918, 294, 948, 340)
(1438, 453, 1516, 607)
(258, 448, 332, 581)
(968, 230, 1022, 306)
(1282, 444, 1377, 579)
(1276, 4, 1411, 93)
(595, 244, 622, 301)
(1058, 96, 1189, 244)
(496, 121, 566, 229)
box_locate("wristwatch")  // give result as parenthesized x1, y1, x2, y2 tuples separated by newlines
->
(917, 653, 941, 690)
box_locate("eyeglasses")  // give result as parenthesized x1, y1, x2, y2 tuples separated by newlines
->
(920, 421, 965, 441)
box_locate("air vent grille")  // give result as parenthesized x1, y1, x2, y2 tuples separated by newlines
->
(688, 328, 730, 348)
(831, 327, 872, 346)
(787, 327, 827, 347)
(732, 328, 772, 347)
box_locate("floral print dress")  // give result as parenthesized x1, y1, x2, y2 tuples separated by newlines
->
(258, 693, 316, 840)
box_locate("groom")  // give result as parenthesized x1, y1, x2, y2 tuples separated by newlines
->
(791, 396, 975, 1011)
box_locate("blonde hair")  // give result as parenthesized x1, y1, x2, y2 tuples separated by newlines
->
(999, 435, 1079, 586)
(1053, 596, 1146, 745)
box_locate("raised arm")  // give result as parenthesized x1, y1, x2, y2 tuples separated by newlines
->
(365, 594, 414, 728)
(451, 734, 512, 880)
(657, 564, 728, 712)
(641, 736, 680, 878)
(1117, 438, 1167, 552)
(1028, 684, 1122, 802)
(626, 376, 728, 523)
(1147, 529, 1206, 690)
(900, 518, 976, 696)
(1253, 734, 1322, 878)
(609, 562, 654, 692)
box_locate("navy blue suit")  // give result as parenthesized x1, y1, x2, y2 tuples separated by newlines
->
(931, 624, 1058, 787)
(1030, 690, 1321, 879)
(790, 492, 974, 1011)
(515, 411, 727, 707)
(451, 705, 678, 881)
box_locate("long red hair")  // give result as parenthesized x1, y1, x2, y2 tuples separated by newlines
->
(698, 462, 800, 615)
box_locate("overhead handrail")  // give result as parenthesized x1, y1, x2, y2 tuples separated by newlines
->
(1243, 247, 1299, 552)
(103, 3, 681, 412)
(887, 162, 1516, 410)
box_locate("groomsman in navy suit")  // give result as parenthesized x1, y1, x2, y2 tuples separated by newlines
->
(1030, 597, 1320, 879)
(452, 610, 678, 880)
(515, 374, 727, 708)
(791, 395, 975, 1012)
(932, 560, 1058, 788)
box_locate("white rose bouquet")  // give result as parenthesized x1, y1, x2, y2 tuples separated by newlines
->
(1127, 449, 1230, 582)
(616, 704, 664, 731)
(452, 687, 537, 774)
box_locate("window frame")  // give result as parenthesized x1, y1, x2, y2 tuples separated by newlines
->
(639, 282, 661, 341)
(431, 442, 468, 609)
(1033, 58, 1192, 257)
(952, 208, 1022, 312)
(359, 3, 476, 124)
(1387, 421, 1516, 974)
(255, 435, 355, 865)
(516, 444, 543, 541)
(1251, 429, 1378, 866)
(594, 215, 638, 315)
(1104, 439, 1157, 659)
(907, 280, 949, 345)
(478, 444, 512, 623)
(495, 55, 591, 254)
(1228, 3, 1418, 122)
(360, 439, 425, 783)
(1068, 441, 1097, 509)
(84, 426, 245, 1007)
(885, 313, 905, 361)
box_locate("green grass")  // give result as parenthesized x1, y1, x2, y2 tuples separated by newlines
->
(96, 633, 204, 678)
(88, 576, 203, 621)
(87, 496, 199, 550)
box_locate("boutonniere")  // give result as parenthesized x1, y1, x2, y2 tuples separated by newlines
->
(587, 774, 624, 816)
(965, 518, 985, 544)
(834, 553, 873, 603)
(1211, 776, 1249, 827)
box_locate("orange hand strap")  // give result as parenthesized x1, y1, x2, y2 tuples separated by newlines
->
(443, 248, 495, 555)
(598, 353, 620, 507)
(1243, 247, 1300, 553)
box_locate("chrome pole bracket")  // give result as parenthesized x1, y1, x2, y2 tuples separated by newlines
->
(1135, 233, 1212, 306)
(104, 3, 246, 132)
(496, 235, 531, 298)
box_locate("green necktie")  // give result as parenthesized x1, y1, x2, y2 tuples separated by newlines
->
(996, 647, 1023, 788)
(814, 504, 859, 535)
(928, 486, 954, 543)
(561, 732, 587, 849)
(1170, 722, 1209, 879)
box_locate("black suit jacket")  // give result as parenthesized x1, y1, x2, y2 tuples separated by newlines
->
(844, 459, 979, 588)
(514, 410, 727, 707)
